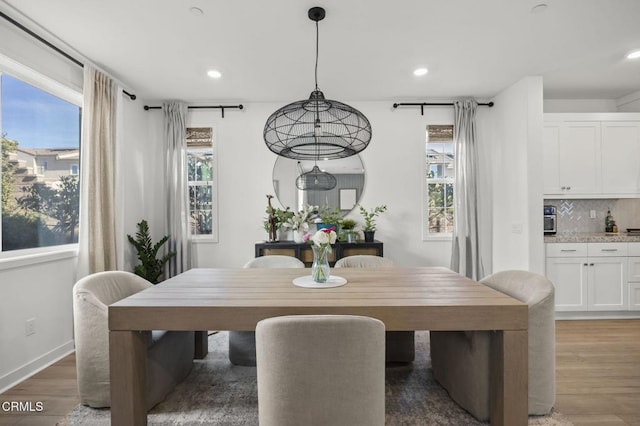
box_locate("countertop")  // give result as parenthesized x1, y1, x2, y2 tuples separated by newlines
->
(544, 233, 640, 243)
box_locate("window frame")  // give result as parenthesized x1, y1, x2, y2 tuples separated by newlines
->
(185, 125, 218, 242)
(423, 125, 455, 241)
(0, 56, 82, 258)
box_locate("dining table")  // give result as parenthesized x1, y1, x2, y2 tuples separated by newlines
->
(108, 266, 528, 425)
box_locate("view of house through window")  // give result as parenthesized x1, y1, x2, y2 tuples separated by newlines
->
(0, 73, 81, 251)
(186, 127, 215, 237)
(425, 125, 454, 236)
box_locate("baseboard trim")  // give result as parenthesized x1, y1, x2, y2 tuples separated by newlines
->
(0, 340, 75, 394)
(556, 311, 640, 320)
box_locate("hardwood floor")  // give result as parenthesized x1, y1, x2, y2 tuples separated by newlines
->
(555, 319, 640, 426)
(0, 319, 638, 425)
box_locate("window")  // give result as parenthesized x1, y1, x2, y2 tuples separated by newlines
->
(1, 73, 81, 252)
(424, 125, 454, 238)
(186, 127, 217, 239)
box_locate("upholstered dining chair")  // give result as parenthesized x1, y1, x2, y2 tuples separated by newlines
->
(73, 271, 194, 409)
(228, 255, 305, 366)
(256, 315, 385, 426)
(334, 255, 415, 363)
(429, 270, 556, 421)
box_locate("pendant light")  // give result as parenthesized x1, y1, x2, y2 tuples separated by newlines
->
(296, 161, 337, 191)
(263, 6, 372, 160)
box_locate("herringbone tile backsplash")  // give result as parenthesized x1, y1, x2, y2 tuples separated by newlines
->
(544, 198, 640, 234)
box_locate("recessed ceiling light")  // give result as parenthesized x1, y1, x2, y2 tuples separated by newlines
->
(207, 69, 222, 79)
(413, 68, 428, 76)
(627, 50, 640, 59)
(190, 7, 204, 16)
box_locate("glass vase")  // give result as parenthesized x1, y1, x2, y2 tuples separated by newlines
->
(311, 245, 331, 283)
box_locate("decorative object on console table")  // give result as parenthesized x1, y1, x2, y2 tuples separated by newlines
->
(359, 204, 387, 242)
(339, 218, 357, 242)
(282, 204, 318, 243)
(310, 227, 337, 283)
(255, 240, 383, 266)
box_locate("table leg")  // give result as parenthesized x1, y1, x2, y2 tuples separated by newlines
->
(489, 330, 528, 426)
(110, 330, 148, 426)
(194, 331, 209, 359)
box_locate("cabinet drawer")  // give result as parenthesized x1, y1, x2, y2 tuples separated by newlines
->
(546, 243, 587, 257)
(588, 243, 628, 257)
(629, 243, 640, 257)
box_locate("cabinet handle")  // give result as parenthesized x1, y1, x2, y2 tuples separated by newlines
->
(567, 186, 571, 190)
(601, 249, 618, 252)
(561, 186, 566, 190)
(583, 263, 588, 266)
(560, 249, 577, 252)
(589, 263, 594, 266)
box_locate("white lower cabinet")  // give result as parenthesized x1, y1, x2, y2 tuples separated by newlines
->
(546, 243, 628, 312)
(628, 243, 640, 311)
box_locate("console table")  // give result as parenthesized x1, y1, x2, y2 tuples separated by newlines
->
(255, 240, 383, 266)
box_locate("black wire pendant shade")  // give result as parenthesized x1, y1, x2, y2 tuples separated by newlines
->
(296, 164, 337, 191)
(263, 7, 372, 161)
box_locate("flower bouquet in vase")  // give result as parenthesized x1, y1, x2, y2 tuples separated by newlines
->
(310, 226, 337, 283)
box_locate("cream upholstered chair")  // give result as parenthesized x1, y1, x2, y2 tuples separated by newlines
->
(73, 271, 194, 409)
(256, 315, 385, 426)
(430, 270, 556, 421)
(334, 255, 415, 363)
(228, 255, 305, 366)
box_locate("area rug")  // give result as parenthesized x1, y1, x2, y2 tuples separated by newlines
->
(62, 331, 572, 425)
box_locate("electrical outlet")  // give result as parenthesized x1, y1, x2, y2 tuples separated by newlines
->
(590, 210, 597, 219)
(25, 318, 36, 336)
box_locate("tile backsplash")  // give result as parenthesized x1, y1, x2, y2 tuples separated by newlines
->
(544, 198, 640, 234)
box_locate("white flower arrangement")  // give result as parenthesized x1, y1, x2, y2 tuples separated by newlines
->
(311, 227, 337, 248)
(283, 205, 318, 232)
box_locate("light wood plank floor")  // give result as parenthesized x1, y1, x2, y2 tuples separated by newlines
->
(0, 320, 638, 425)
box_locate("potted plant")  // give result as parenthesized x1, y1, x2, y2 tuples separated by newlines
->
(358, 204, 387, 242)
(318, 207, 342, 231)
(127, 219, 176, 283)
(283, 204, 318, 243)
(339, 218, 357, 243)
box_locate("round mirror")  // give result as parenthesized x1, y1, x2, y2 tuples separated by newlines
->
(272, 155, 365, 215)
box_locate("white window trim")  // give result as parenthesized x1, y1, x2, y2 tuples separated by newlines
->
(423, 128, 454, 241)
(0, 57, 82, 258)
(186, 122, 218, 242)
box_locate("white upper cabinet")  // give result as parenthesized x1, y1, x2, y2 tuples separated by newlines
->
(600, 122, 640, 194)
(543, 114, 640, 198)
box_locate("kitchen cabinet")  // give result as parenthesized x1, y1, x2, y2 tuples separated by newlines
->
(543, 114, 640, 198)
(629, 243, 640, 311)
(546, 243, 628, 312)
(600, 122, 640, 194)
(543, 121, 601, 196)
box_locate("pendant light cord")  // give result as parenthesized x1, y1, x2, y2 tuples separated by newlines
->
(314, 20, 319, 91)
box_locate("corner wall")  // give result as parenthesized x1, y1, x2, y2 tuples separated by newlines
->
(486, 76, 545, 274)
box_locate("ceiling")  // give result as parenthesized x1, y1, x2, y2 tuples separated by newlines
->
(3, 0, 640, 104)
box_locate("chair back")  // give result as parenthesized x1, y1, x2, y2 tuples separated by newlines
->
(334, 255, 394, 268)
(244, 255, 305, 269)
(256, 315, 385, 426)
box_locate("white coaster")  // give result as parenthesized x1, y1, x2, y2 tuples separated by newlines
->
(292, 275, 347, 288)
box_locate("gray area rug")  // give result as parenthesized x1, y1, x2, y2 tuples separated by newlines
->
(62, 331, 572, 425)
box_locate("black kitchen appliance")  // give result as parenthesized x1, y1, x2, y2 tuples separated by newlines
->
(544, 205, 557, 235)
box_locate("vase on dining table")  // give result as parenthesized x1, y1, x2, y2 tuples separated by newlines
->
(311, 244, 331, 283)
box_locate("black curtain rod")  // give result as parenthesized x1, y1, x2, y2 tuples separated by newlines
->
(0, 10, 136, 101)
(393, 101, 494, 115)
(144, 104, 244, 119)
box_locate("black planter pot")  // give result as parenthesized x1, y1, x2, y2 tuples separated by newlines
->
(363, 230, 375, 242)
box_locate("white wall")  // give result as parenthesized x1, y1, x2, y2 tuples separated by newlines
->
(487, 76, 545, 274)
(180, 101, 465, 268)
(617, 90, 640, 112)
(544, 99, 618, 113)
(0, 251, 77, 392)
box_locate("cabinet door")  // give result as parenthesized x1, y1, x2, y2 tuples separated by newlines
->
(629, 256, 640, 283)
(601, 122, 640, 194)
(542, 123, 562, 194)
(558, 122, 601, 194)
(587, 257, 628, 311)
(629, 283, 640, 311)
(545, 257, 588, 311)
